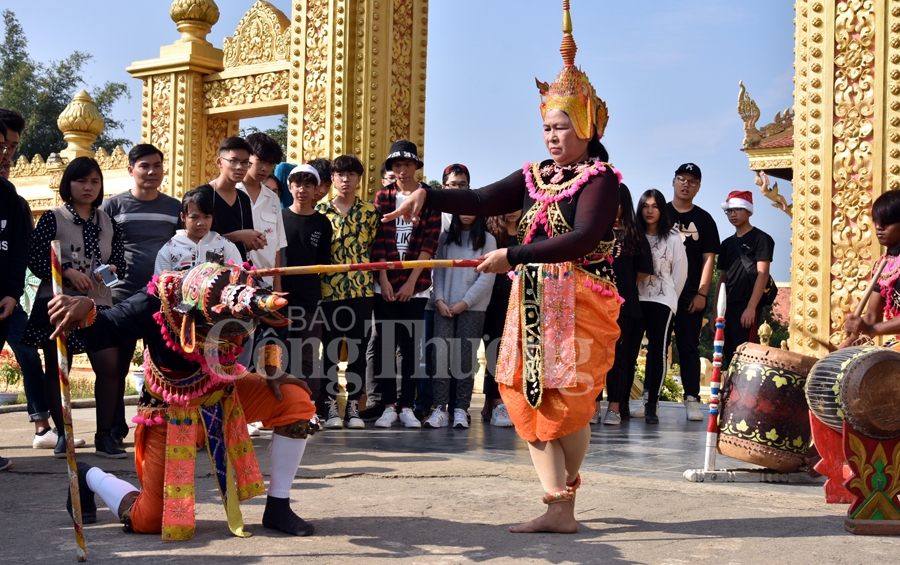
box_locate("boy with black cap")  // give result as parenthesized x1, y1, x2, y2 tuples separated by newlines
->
(714, 190, 774, 368)
(664, 163, 720, 421)
(367, 140, 441, 428)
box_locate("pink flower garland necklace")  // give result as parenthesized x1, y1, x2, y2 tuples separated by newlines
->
(521, 160, 621, 244)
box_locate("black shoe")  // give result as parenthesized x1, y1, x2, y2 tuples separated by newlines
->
(413, 408, 426, 422)
(54, 434, 68, 459)
(112, 435, 126, 449)
(262, 496, 315, 536)
(95, 434, 128, 459)
(645, 403, 659, 425)
(358, 404, 384, 422)
(66, 462, 97, 524)
(0, 456, 11, 471)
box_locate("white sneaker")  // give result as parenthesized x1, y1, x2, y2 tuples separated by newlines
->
(453, 408, 470, 429)
(324, 398, 344, 429)
(490, 404, 514, 427)
(424, 406, 449, 428)
(602, 410, 622, 426)
(247, 423, 261, 437)
(684, 395, 704, 421)
(589, 409, 601, 424)
(374, 406, 398, 428)
(399, 407, 422, 428)
(32, 428, 85, 449)
(344, 399, 365, 429)
(631, 391, 648, 418)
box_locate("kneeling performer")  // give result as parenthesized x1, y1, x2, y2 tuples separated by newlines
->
(49, 259, 318, 539)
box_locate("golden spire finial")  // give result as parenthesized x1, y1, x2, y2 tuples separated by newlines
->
(57, 90, 105, 160)
(560, 0, 577, 66)
(170, 0, 220, 44)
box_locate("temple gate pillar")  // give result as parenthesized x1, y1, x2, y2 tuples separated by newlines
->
(791, 0, 900, 354)
(126, 1, 225, 198)
(288, 0, 429, 197)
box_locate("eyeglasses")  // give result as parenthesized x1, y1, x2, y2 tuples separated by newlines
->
(443, 183, 469, 189)
(675, 175, 700, 188)
(221, 158, 251, 169)
(333, 172, 359, 180)
(725, 209, 745, 215)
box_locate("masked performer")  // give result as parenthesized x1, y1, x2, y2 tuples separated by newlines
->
(49, 259, 319, 539)
(385, 1, 621, 533)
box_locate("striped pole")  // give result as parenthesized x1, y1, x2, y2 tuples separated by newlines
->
(51, 240, 87, 562)
(251, 259, 484, 279)
(704, 288, 727, 473)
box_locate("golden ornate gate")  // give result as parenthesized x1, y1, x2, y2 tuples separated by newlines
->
(128, 0, 429, 199)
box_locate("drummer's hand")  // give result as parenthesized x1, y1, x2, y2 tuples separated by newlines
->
(382, 189, 426, 224)
(843, 313, 869, 336)
(48, 295, 94, 339)
(266, 372, 312, 402)
(476, 248, 512, 274)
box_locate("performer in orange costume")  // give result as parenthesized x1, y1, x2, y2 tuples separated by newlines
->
(386, 1, 622, 534)
(50, 259, 319, 539)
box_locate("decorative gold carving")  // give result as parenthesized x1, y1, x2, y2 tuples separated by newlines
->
(93, 146, 129, 170)
(57, 90, 105, 159)
(884, 1, 900, 192)
(389, 0, 412, 143)
(203, 70, 290, 109)
(760, 108, 795, 138)
(755, 171, 792, 217)
(170, 0, 220, 44)
(204, 116, 228, 181)
(738, 81, 761, 147)
(829, 0, 876, 347)
(151, 76, 172, 158)
(9, 154, 47, 178)
(223, 1, 290, 68)
(303, 0, 330, 159)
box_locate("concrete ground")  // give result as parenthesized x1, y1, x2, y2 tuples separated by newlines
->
(0, 397, 897, 564)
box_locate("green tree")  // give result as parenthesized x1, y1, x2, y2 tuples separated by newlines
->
(0, 10, 131, 160)
(239, 114, 288, 155)
(427, 180, 442, 190)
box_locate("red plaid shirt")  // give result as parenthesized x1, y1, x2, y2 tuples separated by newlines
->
(372, 182, 441, 294)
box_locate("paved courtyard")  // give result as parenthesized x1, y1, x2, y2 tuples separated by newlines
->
(0, 398, 896, 564)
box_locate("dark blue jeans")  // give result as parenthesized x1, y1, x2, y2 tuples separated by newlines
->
(7, 305, 49, 422)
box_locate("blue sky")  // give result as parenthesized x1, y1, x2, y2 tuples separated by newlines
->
(9, 0, 797, 280)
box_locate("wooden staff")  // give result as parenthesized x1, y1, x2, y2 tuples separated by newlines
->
(704, 289, 727, 472)
(251, 259, 484, 278)
(51, 240, 87, 562)
(852, 258, 887, 321)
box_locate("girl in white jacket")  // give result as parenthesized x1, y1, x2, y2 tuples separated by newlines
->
(154, 188, 242, 274)
(636, 189, 687, 424)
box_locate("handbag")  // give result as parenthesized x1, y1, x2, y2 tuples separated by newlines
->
(736, 240, 777, 307)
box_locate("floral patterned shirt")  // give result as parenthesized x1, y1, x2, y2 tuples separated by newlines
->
(316, 196, 379, 301)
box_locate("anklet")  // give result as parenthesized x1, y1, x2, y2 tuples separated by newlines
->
(566, 474, 582, 494)
(542, 489, 575, 504)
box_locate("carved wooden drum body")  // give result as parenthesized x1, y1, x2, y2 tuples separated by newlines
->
(806, 345, 900, 440)
(718, 343, 819, 472)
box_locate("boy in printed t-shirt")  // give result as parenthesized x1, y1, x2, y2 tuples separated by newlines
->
(316, 154, 379, 429)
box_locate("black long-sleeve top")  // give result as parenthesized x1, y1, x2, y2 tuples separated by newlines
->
(422, 161, 619, 267)
(0, 179, 29, 301)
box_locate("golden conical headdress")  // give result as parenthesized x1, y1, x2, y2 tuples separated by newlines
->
(536, 1, 609, 140)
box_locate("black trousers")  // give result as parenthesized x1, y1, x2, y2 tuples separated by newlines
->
(603, 314, 645, 405)
(641, 301, 675, 405)
(320, 297, 373, 402)
(366, 295, 427, 408)
(673, 298, 704, 399)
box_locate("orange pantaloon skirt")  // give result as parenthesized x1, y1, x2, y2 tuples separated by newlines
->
(499, 276, 620, 443)
(129, 374, 315, 534)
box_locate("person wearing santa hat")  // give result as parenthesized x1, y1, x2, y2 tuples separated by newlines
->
(714, 190, 775, 368)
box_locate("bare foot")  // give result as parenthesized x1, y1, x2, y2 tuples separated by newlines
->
(509, 507, 578, 534)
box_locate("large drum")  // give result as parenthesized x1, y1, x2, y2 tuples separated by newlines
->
(805, 345, 900, 440)
(718, 343, 819, 472)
